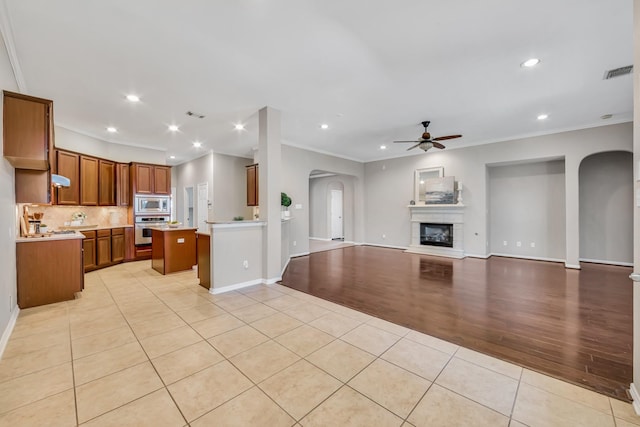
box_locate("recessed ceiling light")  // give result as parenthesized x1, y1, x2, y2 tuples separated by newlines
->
(193, 141, 202, 148)
(320, 124, 329, 130)
(537, 114, 548, 120)
(169, 155, 176, 159)
(126, 94, 140, 102)
(106, 126, 117, 133)
(168, 125, 179, 132)
(234, 123, 245, 130)
(521, 58, 540, 68)
(380, 145, 387, 150)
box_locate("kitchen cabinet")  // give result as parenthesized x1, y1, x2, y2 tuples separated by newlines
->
(116, 163, 130, 206)
(99, 159, 115, 206)
(15, 170, 51, 204)
(246, 163, 258, 206)
(96, 229, 111, 267)
(55, 150, 80, 205)
(111, 228, 125, 262)
(81, 228, 128, 272)
(17, 237, 83, 308)
(151, 227, 197, 275)
(81, 230, 97, 271)
(131, 163, 171, 195)
(196, 232, 210, 289)
(80, 155, 99, 206)
(3, 91, 53, 170)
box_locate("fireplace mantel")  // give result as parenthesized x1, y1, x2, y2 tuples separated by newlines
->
(406, 204, 465, 258)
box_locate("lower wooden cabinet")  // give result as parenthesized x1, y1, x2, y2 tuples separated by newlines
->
(81, 227, 128, 272)
(196, 232, 210, 289)
(17, 238, 83, 308)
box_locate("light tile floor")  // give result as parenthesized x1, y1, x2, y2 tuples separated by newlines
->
(1, 260, 639, 426)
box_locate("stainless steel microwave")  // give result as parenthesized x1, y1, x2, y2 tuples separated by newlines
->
(134, 195, 171, 215)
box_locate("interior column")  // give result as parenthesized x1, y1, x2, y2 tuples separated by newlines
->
(258, 106, 282, 283)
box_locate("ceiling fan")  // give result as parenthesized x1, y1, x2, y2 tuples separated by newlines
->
(394, 121, 462, 152)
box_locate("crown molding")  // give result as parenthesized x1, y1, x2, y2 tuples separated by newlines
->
(0, 0, 27, 91)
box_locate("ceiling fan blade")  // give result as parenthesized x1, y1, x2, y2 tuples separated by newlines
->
(407, 143, 421, 151)
(394, 140, 419, 143)
(432, 142, 446, 149)
(432, 134, 462, 141)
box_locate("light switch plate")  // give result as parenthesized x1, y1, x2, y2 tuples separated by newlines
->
(295, 204, 302, 209)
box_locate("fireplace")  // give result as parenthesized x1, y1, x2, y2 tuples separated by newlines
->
(420, 223, 453, 247)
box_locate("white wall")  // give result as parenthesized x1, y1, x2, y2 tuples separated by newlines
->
(488, 160, 566, 260)
(364, 122, 633, 263)
(579, 151, 633, 265)
(281, 145, 365, 256)
(55, 126, 167, 164)
(173, 152, 213, 226)
(212, 153, 253, 221)
(309, 175, 356, 241)
(0, 35, 19, 351)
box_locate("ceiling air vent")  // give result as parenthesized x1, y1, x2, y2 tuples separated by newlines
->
(604, 65, 633, 80)
(186, 111, 205, 119)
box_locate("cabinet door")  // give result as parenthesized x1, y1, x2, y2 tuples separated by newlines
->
(134, 163, 153, 194)
(55, 150, 79, 205)
(3, 91, 52, 170)
(153, 166, 171, 195)
(97, 234, 111, 266)
(116, 163, 130, 206)
(98, 159, 115, 206)
(15, 169, 50, 204)
(80, 156, 99, 205)
(82, 237, 96, 271)
(111, 229, 125, 262)
(246, 164, 258, 206)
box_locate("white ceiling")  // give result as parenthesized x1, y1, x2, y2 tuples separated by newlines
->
(1, 0, 633, 164)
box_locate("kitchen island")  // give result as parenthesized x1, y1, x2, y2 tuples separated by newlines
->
(151, 226, 198, 275)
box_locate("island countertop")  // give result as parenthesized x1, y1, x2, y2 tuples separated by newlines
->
(148, 226, 198, 232)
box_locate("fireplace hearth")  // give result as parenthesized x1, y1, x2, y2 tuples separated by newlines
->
(421, 223, 453, 247)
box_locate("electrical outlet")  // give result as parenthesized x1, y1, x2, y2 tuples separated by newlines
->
(503, 241, 507, 246)
(530, 242, 536, 248)
(243, 260, 249, 269)
(382, 234, 386, 239)
(293, 241, 297, 247)
(516, 241, 522, 247)
(294, 204, 302, 210)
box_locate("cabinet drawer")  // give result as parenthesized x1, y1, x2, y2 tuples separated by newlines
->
(81, 230, 96, 239)
(97, 229, 111, 238)
(111, 227, 124, 236)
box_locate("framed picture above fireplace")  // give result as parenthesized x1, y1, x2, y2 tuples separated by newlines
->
(414, 166, 444, 203)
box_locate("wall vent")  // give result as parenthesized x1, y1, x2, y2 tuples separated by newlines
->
(604, 65, 633, 80)
(186, 111, 205, 119)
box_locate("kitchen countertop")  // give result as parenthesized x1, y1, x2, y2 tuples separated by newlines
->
(149, 226, 198, 232)
(17, 231, 85, 243)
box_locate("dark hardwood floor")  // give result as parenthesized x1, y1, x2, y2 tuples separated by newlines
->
(281, 246, 633, 401)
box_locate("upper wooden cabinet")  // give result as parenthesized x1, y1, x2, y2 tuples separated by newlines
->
(55, 150, 79, 205)
(116, 163, 130, 206)
(3, 91, 53, 170)
(80, 155, 99, 206)
(246, 163, 258, 207)
(99, 160, 115, 206)
(131, 163, 171, 195)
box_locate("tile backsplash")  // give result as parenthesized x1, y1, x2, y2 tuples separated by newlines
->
(19, 205, 129, 229)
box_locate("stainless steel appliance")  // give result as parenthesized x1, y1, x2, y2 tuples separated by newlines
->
(134, 216, 170, 245)
(134, 195, 171, 215)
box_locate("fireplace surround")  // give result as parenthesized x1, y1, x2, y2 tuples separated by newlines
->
(407, 204, 465, 258)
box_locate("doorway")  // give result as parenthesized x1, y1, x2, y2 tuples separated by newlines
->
(184, 186, 194, 227)
(330, 189, 343, 240)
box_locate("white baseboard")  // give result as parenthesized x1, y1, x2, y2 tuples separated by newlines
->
(490, 252, 566, 264)
(0, 307, 20, 360)
(362, 242, 408, 251)
(209, 279, 263, 295)
(565, 263, 581, 269)
(309, 237, 331, 241)
(290, 251, 310, 258)
(465, 253, 490, 259)
(630, 383, 640, 415)
(579, 258, 633, 267)
(263, 277, 282, 285)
